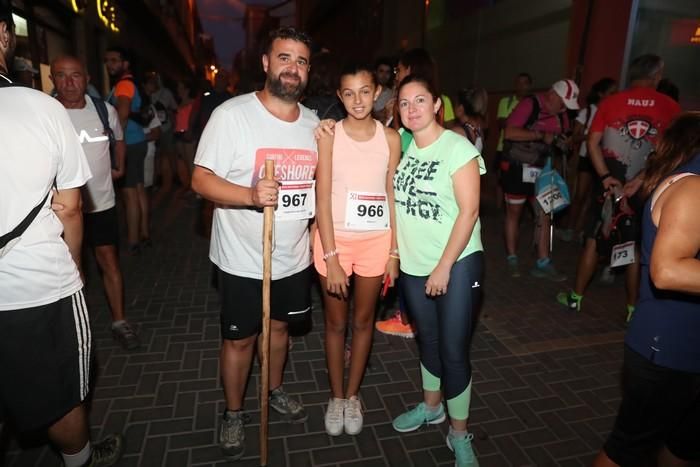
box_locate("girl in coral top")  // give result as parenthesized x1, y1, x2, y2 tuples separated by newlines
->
(314, 63, 401, 436)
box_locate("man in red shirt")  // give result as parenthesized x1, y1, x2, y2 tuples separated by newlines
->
(557, 54, 681, 316)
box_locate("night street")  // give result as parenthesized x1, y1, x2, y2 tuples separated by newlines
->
(4, 192, 629, 467)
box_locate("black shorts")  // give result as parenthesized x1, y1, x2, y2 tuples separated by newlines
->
(218, 266, 312, 340)
(116, 141, 147, 189)
(577, 156, 594, 174)
(0, 290, 92, 432)
(603, 346, 700, 464)
(84, 207, 119, 248)
(499, 159, 537, 203)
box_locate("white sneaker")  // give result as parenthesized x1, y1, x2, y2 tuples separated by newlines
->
(344, 396, 363, 435)
(325, 398, 345, 436)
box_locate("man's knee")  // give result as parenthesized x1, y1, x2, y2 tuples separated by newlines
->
(95, 246, 120, 274)
(222, 335, 256, 353)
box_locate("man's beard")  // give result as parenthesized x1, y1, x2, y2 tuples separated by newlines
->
(266, 71, 306, 102)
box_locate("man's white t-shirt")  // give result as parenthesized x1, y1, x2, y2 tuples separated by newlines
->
(65, 96, 124, 213)
(195, 92, 319, 280)
(576, 104, 598, 158)
(0, 87, 92, 311)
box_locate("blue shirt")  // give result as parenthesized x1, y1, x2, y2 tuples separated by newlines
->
(625, 154, 700, 373)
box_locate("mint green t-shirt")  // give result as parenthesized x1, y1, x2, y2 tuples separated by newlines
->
(394, 130, 486, 276)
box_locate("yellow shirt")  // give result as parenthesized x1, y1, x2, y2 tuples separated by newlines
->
(496, 95, 519, 151)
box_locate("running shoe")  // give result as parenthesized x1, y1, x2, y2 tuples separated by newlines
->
(344, 396, 363, 435)
(111, 321, 140, 350)
(506, 256, 520, 278)
(269, 387, 308, 423)
(530, 262, 567, 282)
(392, 402, 446, 433)
(84, 434, 124, 467)
(375, 311, 415, 338)
(556, 291, 582, 312)
(447, 432, 480, 467)
(324, 398, 345, 436)
(219, 411, 245, 461)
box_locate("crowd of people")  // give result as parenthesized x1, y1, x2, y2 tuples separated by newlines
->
(1, 1, 697, 464)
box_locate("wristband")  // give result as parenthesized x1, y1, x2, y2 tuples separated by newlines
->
(323, 250, 338, 261)
(389, 254, 400, 260)
(600, 173, 612, 182)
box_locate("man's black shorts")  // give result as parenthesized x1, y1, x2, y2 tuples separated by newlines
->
(218, 266, 312, 340)
(0, 290, 92, 432)
(499, 159, 537, 203)
(603, 346, 700, 465)
(84, 207, 119, 248)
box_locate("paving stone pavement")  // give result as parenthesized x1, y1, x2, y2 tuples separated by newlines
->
(2, 191, 633, 467)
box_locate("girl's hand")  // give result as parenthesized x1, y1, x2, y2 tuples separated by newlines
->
(384, 257, 399, 288)
(326, 258, 350, 299)
(314, 119, 336, 139)
(425, 263, 451, 297)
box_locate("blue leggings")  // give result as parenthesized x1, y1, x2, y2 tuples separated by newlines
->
(402, 252, 483, 411)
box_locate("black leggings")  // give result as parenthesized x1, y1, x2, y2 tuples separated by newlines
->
(402, 252, 483, 403)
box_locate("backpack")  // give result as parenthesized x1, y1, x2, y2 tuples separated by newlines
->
(90, 96, 118, 169)
(503, 95, 563, 166)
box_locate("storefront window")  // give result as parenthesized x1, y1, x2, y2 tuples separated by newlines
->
(626, 0, 700, 109)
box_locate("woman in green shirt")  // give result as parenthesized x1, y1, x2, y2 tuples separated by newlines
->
(391, 74, 485, 467)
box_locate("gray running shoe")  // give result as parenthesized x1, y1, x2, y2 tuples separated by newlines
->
(269, 387, 308, 424)
(530, 262, 567, 282)
(83, 434, 124, 467)
(112, 321, 140, 350)
(219, 411, 245, 461)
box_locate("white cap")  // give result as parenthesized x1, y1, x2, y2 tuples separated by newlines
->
(552, 79, 580, 110)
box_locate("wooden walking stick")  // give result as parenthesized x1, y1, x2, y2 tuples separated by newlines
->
(260, 159, 275, 466)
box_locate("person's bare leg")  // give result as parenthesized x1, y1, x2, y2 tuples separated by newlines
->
(573, 238, 599, 295)
(220, 336, 256, 410)
(537, 211, 552, 260)
(121, 187, 141, 247)
(319, 276, 349, 399)
(47, 404, 89, 454)
(94, 245, 125, 322)
(136, 184, 150, 241)
(658, 446, 695, 467)
(346, 275, 383, 397)
(268, 319, 290, 391)
(504, 202, 524, 256)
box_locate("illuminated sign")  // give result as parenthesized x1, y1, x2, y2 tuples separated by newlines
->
(669, 19, 700, 46)
(97, 0, 120, 32)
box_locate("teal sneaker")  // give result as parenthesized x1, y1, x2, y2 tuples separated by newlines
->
(530, 262, 567, 282)
(447, 432, 480, 467)
(392, 402, 445, 433)
(556, 291, 582, 312)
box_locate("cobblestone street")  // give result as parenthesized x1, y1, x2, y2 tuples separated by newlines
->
(3, 191, 630, 467)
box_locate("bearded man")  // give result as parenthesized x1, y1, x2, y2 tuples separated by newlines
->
(191, 27, 318, 461)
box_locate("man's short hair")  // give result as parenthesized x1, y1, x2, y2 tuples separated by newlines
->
(628, 54, 663, 82)
(263, 27, 312, 55)
(105, 45, 131, 63)
(374, 56, 393, 70)
(0, 0, 14, 28)
(517, 72, 532, 84)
